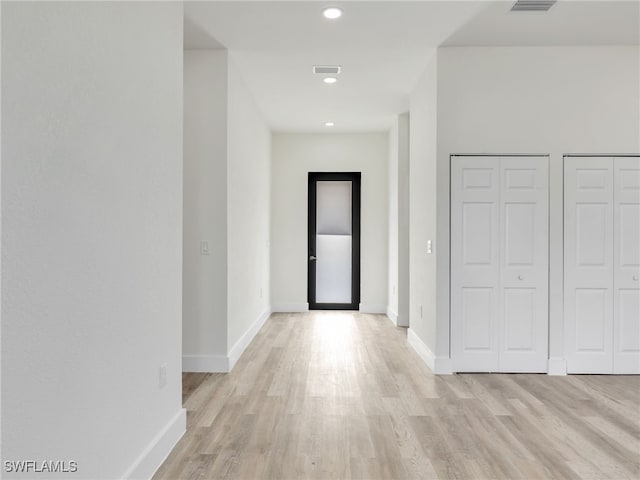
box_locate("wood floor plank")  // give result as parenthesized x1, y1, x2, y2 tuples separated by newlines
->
(154, 312, 640, 480)
(513, 375, 640, 477)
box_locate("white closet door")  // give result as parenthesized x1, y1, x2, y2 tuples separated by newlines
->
(614, 157, 640, 374)
(451, 156, 548, 372)
(499, 157, 549, 372)
(564, 157, 614, 374)
(451, 157, 500, 372)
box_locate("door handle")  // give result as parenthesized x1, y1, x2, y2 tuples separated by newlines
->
(518, 275, 524, 280)
(634, 275, 639, 281)
(309, 255, 317, 261)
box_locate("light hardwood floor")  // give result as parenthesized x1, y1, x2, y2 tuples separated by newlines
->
(154, 312, 640, 479)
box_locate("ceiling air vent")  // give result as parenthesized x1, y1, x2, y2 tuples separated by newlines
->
(511, 0, 556, 12)
(313, 65, 341, 75)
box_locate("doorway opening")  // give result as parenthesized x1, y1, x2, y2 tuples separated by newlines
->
(308, 172, 361, 310)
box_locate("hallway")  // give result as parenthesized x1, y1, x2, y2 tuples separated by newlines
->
(154, 312, 640, 479)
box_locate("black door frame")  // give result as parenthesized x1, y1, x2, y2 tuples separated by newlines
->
(308, 172, 361, 310)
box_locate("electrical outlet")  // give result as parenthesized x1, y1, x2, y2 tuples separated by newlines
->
(200, 241, 210, 255)
(427, 240, 433, 254)
(159, 364, 167, 389)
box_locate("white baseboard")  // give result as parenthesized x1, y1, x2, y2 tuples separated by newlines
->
(228, 307, 272, 371)
(271, 303, 309, 313)
(434, 357, 453, 375)
(407, 328, 453, 375)
(182, 308, 272, 373)
(359, 303, 387, 314)
(407, 328, 435, 371)
(386, 306, 398, 326)
(395, 313, 409, 328)
(548, 357, 567, 376)
(123, 408, 186, 480)
(182, 354, 229, 373)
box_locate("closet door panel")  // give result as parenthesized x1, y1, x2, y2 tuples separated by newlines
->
(452, 156, 548, 373)
(451, 157, 500, 372)
(564, 157, 614, 374)
(500, 157, 549, 372)
(614, 157, 640, 373)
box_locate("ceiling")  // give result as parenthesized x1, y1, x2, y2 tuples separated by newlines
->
(443, 1, 640, 46)
(184, 1, 640, 132)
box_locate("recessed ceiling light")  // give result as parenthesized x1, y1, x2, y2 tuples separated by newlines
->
(322, 7, 343, 19)
(323, 77, 338, 84)
(325, 122, 335, 127)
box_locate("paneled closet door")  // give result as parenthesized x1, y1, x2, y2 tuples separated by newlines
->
(564, 157, 614, 374)
(451, 156, 549, 373)
(613, 157, 640, 373)
(499, 157, 549, 372)
(451, 157, 500, 372)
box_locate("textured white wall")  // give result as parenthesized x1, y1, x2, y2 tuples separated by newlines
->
(2, 2, 184, 478)
(227, 57, 272, 351)
(408, 52, 439, 354)
(388, 121, 399, 321)
(397, 113, 410, 328)
(435, 46, 640, 363)
(0, 3, 4, 467)
(182, 52, 271, 372)
(271, 133, 389, 312)
(183, 50, 229, 363)
(387, 113, 410, 326)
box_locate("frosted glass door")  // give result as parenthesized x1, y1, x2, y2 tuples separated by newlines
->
(315, 181, 352, 303)
(308, 172, 360, 310)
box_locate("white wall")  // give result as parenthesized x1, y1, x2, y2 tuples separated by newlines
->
(2, 3, 185, 478)
(182, 52, 271, 372)
(0, 2, 4, 468)
(271, 133, 389, 312)
(435, 46, 640, 370)
(397, 114, 410, 327)
(408, 51, 440, 367)
(387, 114, 410, 326)
(183, 50, 228, 369)
(226, 57, 272, 358)
(388, 122, 399, 322)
